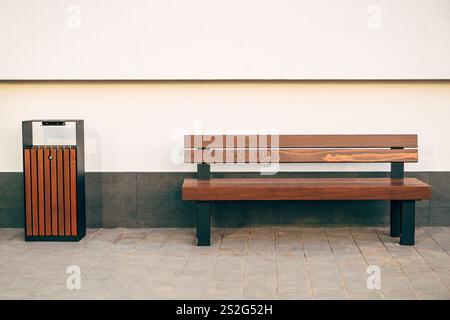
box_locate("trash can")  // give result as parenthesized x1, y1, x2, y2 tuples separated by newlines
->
(22, 120, 86, 241)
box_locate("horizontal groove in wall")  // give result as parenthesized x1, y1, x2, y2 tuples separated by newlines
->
(1, 80, 450, 84)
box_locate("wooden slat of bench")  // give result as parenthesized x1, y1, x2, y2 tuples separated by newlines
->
(182, 178, 431, 201)
(185, 134, 418, 149)
(185, 149, 418, 163)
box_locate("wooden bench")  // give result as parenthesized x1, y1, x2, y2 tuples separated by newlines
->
(182, 134, 431, 246)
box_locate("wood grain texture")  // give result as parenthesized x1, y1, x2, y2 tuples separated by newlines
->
(185, 135, 418, 148)
(24, 145, 80, 238)
(182, 178, 431, 201)
(50, 148, 58, 236)
(37, 148, 45, 235)
(30, 148, 39, 235)
(44, 148, 51, 235)
(70, 147, 77, 236)
(57, 148, 65, 236)
(63, 148, 71, 236)
(185, 149, 418, 163)
(23, 149, 32, 236)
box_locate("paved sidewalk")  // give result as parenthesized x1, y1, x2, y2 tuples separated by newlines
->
(0, 227, 449, 300)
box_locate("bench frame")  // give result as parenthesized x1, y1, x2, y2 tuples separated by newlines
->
(193, 162, 417, 246)
(183, 135, 429, 246)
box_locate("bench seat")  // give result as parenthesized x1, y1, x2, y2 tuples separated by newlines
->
(182, 177, 431, 201)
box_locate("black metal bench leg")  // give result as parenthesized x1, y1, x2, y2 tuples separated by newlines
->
(390, 200, 401, 237)
(400, 200, 415, 245)
(196, 201, 211, 246)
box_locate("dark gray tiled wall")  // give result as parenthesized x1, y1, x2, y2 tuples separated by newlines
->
(0, 173, 24, 228)
(430, 172, 450, 225)
(86, 173, 138, 227)
(136, 172, 196, 227)
(0, 171, 449, 228)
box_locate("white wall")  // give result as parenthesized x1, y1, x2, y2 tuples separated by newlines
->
(1, 81, 449, 172)
(1, 0, 449, 79)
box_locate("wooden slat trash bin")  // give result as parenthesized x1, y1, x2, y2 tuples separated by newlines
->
(22, 120, 86, 241)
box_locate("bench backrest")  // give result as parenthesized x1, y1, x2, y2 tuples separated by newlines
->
(184, 134, 418, 179)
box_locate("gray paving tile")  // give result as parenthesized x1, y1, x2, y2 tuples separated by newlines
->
(313, 288, 348, 300)
(279, 292, 313, 300)
(382, 288, 418, 300)
(207, 280, 243, 299)
(0, 227, 449, 299)
(348, 292, 385, 300)
(212, 270, 245, 282)
(134, 285, 174, 299)
(174, 285, 208, 299)
(277, 280, 310, 294)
